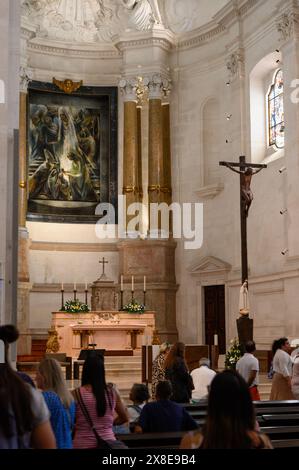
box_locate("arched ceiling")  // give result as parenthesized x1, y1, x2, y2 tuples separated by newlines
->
(21, 0, 231, 45)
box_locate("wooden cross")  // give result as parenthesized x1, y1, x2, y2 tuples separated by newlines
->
(99, 257, 108, 276)
(219, 156, 267, 286)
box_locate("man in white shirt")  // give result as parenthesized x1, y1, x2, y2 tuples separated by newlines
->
(190, 358, 216, 401)
(236, 340, 260, 400)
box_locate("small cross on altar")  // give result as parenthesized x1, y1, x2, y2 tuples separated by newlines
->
(98, 257, 108, 280)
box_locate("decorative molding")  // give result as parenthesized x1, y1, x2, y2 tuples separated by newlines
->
(178, 24, 226, 50)
(30, 241, 118, 252)
(19, 66, 33, 93)
(114, 36, 174, 53)
(189, 256, 232, 275)
(276, 11, 299, 41)
(28, 41, 121, 59)
(195, 183, 224, 201)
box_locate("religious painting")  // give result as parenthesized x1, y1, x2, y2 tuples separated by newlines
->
(27, 81, 117, 223)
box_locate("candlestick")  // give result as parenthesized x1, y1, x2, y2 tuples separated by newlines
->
(143, 276, 146, 292)
(120, 275, 124, 292)
(131, 275, 134, 292)
(74, 288, 77, 301)
(61, 288, 64, 310)
(143, 290, 146, 308)
(131, 290, 134, 301)
(85, 289, 88, 305)
(120, 290, 124, 310)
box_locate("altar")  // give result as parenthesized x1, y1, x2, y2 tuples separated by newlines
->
(50, 310, 156, 358)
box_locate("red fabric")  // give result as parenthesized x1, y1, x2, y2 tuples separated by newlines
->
(250, 386, 260, 401)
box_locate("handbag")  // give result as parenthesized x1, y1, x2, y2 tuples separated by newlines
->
(74, 388, 127, 449)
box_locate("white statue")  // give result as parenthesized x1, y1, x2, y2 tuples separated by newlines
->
(239, 280, 250, 315)
(122, 0, 163, 30)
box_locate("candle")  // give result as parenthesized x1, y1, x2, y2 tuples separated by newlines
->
(214, 334, 218, 346)
(131, 275, 134, 292)
(74, 283, 76, 291)
(61, 283, 64, 291)
(143, 276, 146, 292)
(85, 282, 88, 291)
(120, 275, 124, 292)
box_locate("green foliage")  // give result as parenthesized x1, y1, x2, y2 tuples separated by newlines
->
(61, 299, 89, 313)
(225, 338, 242, 369)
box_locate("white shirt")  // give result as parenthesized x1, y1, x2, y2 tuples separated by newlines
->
(273, 349, 293, 377)
(191, 366, 216, 400)
(236, 353, 259, 387)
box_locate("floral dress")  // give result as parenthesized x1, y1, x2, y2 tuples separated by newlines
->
(151, 353, 166, 399)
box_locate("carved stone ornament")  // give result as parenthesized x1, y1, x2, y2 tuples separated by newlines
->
(46, 328, 60, 353)
(226, 50, 244, 79)
(53, 77, 83, 94)
(20, 66, 33, 93)
(146, 73, 171, 99)
(276, 12, 298, 41)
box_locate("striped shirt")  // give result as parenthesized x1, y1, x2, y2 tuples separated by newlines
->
(73, 385, 116, 448)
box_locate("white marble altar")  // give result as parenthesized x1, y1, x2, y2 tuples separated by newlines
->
(51, 310, 155, 358)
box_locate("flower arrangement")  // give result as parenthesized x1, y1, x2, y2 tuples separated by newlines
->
(122, 299, 145, 314)
(61, 299, 90, 313)
(225, 338, 242, 370)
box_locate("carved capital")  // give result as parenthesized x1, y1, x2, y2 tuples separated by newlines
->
(119, 77, 138, 102)
(226, 49, 245, 80)
(19, 66, 33, 93)
(276, 11, 299, 42)
(146, 73, 172, 100)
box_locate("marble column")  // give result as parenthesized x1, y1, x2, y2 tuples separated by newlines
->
(120, 78, 141, 232)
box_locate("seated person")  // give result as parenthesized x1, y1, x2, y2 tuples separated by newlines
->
(191, 358, 216, 401)
(127, 384, 150, 432)
(135, 381, 198, 433)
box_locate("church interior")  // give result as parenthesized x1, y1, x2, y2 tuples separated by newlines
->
(1, 0, 299, 452)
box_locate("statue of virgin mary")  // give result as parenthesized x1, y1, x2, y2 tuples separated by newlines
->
(239, 280, 250, 315)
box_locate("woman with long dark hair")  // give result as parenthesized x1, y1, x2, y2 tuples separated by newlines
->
(270, 337, 294, 400)
(181, 370, 272, 449)
(0, 325, 56, 449)
(72, 353, 128, 448)
(164, 342, 194, 403)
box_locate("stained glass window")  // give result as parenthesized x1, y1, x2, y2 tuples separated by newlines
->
(268, 69, 284, 149)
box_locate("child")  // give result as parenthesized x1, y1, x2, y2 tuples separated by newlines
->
(128, 384, 150, 432)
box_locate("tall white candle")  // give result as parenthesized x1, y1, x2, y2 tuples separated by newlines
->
(144, 276, 146, 292)
(74, 282, 76, 291)
(85, 282, 88, 290)
(120, 275, 124, 291)
(61, 283, 64, 291)
(214, 334, 218, 346)
(131, 275, 134, 291)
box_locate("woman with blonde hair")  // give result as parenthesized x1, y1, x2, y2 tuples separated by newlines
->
(36, 358, 75, 448)
(164, 342, 194, 403)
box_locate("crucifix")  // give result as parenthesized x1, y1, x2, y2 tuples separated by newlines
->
(220, 156, 267, 349)
(219, 156, 267, 286)
(99, 257, 108, 279)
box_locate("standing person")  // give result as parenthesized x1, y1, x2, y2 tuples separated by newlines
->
(164, 342, 194, 403)
(72, 354, 128, 448)
(151, 342, 170, 399)
(190, 358, 216, 401)
(291, 353, 299, 399)
(135, 381, 198, 433)
(180, 370, 273, 449)
(0, 325, 56, 449)
(270, 337, 294, 400)
(36, 358, 75, 448)
(236, 341, 260, 401)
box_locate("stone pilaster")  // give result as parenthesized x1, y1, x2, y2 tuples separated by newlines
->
(118, 239, 178, 343)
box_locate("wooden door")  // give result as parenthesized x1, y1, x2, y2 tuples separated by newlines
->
(204, 285, 226, 354)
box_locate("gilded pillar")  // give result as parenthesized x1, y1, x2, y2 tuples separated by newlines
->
(137, 105, 143, 201)
(162, 102, 172, 205)
(120, 78, 140, 231)
(148, 74, 164, 206)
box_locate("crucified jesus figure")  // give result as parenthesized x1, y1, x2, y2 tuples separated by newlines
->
(225, 165, 263, 217)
